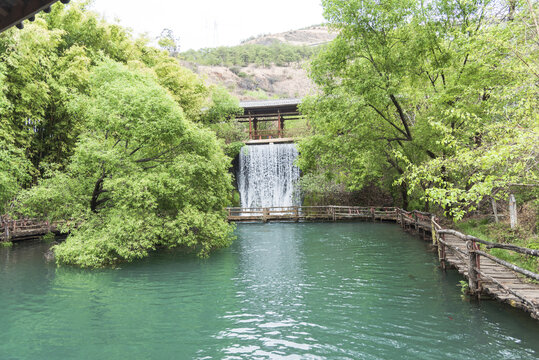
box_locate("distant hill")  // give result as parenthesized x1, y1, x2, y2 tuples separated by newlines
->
(180, 26, 336, 100)
(241, 25, 336, 46)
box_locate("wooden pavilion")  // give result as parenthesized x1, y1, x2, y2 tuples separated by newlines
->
(236, 98, 302, 143)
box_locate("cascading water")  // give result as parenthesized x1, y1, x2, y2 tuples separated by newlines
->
(237, 143, 300, 208)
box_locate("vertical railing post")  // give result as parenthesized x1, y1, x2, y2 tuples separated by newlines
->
(294, 206, 299, 222)
(440, 234, 446, 271)
(248, 112, 252, 140)
(5, 220, 10, 242)
(370, 207, 375, 222)
(332, 206, 336, 222)
(431, 216, 437, 246)
(467, 240, 479, 295)
(277, 110, 282, 138)
(263, 208, 269, 223)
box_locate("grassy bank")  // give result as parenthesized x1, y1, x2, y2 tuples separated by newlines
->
(455, 218, 538, 275)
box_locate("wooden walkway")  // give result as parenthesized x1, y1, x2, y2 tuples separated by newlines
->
(227, 206, 397, 222)
(1, 217, 59, 242)
(228, 206, 539, 320)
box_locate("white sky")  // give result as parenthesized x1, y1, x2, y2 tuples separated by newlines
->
(89, 0, 326, 51)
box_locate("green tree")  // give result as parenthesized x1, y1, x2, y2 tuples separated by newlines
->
(298, 0, 531, 213)
(157, 28, 180, 57)
(0, 131, 32, 213)
(16, 61, 234, 267)
(202, 86, 242, 125)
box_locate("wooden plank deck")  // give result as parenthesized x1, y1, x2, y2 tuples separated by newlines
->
(399, 212, 539, 319)
(440, 233, 539, 317)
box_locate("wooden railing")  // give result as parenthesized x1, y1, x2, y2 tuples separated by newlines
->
(397, 208, 539, 318)
(247, 129, 296, 140)
(1, 216, 58, 242)
(227, 206, 398, 222)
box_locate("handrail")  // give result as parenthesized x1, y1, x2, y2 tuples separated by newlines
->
(476, 250, 539, 281)
(438, 229, 539, 257)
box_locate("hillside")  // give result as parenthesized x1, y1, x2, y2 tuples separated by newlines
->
(241, 25, 336, 46)
(180, 26, 336, 100)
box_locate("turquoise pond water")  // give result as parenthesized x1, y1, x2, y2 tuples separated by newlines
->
(1, 222, 538, 359)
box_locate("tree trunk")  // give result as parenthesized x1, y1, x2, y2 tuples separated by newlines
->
(491, 197, 499, 223)
(508, 0, 516, 21)
(90, 175, 105, 213)
(401, 183, 409, 210)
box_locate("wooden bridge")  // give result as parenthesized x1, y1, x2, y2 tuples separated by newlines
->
(235, 99, 303, 141)
(227, 206, 397, 222)
(228, 206, 539, 320)
(1, 216, 60, 242)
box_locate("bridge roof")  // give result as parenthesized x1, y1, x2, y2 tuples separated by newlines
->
(239, 98, 302, 110)
(1, 0, 59, 33)
(238, 98, 302, 117)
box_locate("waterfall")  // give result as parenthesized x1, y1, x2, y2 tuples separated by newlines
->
(237, 143, 300, 208)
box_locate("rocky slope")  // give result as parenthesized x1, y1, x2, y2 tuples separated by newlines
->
(181, 26, 336, 100)
(241, 25, 336, 47)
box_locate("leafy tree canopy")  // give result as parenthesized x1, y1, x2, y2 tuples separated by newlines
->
(299, 0, 538, 217)
(0, 0, 241, 217)
(16, 61, 234, 267)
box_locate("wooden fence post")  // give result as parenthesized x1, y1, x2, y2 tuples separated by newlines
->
(263, 208, 269, 223)
(440, 234, 446, 271)
(294, 206, 299, 222)
(431, 216, 437, 246)
(467, 240, 479, 295)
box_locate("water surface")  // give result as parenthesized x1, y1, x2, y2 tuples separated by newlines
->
(1, 223, 538, 359)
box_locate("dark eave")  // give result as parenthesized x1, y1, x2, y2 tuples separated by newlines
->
(0, 0, 62, 33)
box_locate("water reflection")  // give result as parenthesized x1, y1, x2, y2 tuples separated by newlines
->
(214, 223, 318, 358)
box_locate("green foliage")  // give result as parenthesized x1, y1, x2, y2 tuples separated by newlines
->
(456, 218, 538, 273)
(181, 42, 318, 67)
(458, 280, 469, 295)
(223, 141, 246, 159)
(242, 89, 273, 100)
(201, 86, 242, 125)
(14, 56, 235, 267)
(157, 28, 180, 57)
(151, 56, 209, 120)
(299, 0, 538, 214)
(0, 241, 13, 247)
(0, 1, 242, 232)
(0, 131, 32, 213)
(42, 232, 55, 243)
